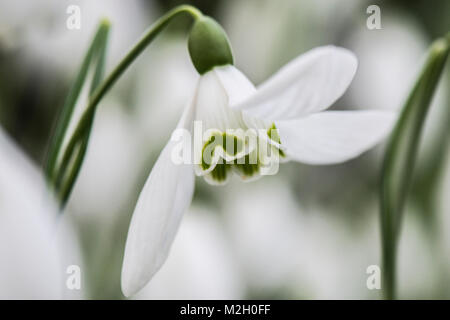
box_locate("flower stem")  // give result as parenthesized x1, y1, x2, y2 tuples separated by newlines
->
(77, 5, 202, 135)
(49, 5, 202, 209)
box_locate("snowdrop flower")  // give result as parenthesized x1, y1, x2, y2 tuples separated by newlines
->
(121, 16, 396, 296)
(346, 13, 428, 112)
(0, 126, 83, 299)
(223, 180, 382, 299)
(0, 0, 150, 73)
(0, 127, 62, 299)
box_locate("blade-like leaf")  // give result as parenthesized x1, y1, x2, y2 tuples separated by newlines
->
(47, 5, 202, 209)
(56, 25, 109, 208)
(45, 20, 110, 183)
(44, 20, 110, 209)
(380, 34, 450, 299)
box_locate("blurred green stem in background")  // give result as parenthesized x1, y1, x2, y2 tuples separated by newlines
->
(45, 5, 202, 209)
(380, 32, 450, 300)
(412, 64, 450, 235)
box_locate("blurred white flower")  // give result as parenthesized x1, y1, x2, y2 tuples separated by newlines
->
(346, 12, 448, 163)
(0, 127, 64, 299)
(222, 180, 303, 292)
(135, 205, 244, 299)
(121, 45, 396, 296)
(134, 38, 198, 143)
(63, 101, 143, 299)
(223, 180, 382, 299)
(67, 99, 142, 222)
(0, 0, 150, 74)
(346, 13, 429, 111)
(397, 205, 442, 298)
(223, 0, 361, 81)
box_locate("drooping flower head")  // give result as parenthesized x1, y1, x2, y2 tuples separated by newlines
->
(121, 15, 396, 297)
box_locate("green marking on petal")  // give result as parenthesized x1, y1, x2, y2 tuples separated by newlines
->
(267, 123, 286, 158)
(223, 133, 241, 156)
(199, 127, 283, 184)
(234, 154, 260, 177)
(210, 161, 230, 182)
(201, 132, 244, 170)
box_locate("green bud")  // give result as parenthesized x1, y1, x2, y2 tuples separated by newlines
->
(188, 16, 234, 74)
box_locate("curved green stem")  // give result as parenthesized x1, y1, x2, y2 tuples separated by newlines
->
(54, 5, 202, 208)
(71, 5, 201, 141)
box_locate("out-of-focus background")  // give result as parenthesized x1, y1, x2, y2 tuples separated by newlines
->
(0, 0, 449, 299)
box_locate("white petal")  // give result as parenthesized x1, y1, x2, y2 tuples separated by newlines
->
(213, 65, 273, 132)
(121, 101, 196, 297)
(121, 141, 194, 297)
(277, 111, 396, 165)
(0, 127, 64, 299)
(213, 65, 256, 106)
(193, 69, 248, 132)
(232, 46, 358, 121)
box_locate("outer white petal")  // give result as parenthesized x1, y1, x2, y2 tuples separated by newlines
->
(214, 65, 273, 131)
(193, 68, 249, 132)
(121, 100, 196, 297)
(213, 65, 256, 106)
(232, 46, 358, 121)
(277, 111, 397, 165)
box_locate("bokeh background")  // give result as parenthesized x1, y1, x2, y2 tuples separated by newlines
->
(0, 0, 449, 299)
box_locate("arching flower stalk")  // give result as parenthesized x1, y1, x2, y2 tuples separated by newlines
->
(121, 15, 396, 296)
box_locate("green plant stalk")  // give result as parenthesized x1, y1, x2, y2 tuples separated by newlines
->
(380, 34, 450, 300)
(49, 5, 202, 208)
(58, 124, 91, 207)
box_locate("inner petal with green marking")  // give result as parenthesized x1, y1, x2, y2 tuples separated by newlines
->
(267, 123, 286, 158)
(195, 126, 285, 185)
(191, 68, 286, 185)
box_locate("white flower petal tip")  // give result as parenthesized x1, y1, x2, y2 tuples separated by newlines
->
(213, 65, 257, 106)
(122, 90, 197, 297)
(277, 110, 397, 165)
(121, 140, 195, 297)
(231, 46, 358, 121)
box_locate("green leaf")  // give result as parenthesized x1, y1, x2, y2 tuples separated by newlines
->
(380, 34, 450, 299)
(45, 5, 203, 209)
(44, 20, 110, 207)
(57, 26, 109, 208)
